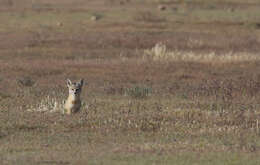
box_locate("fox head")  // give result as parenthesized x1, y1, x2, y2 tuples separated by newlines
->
(66, 79, 84, 97)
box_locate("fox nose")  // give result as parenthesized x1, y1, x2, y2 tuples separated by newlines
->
(74, 89, 79, 94)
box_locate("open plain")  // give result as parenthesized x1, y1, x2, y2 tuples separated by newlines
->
(1, 0, 260, 164)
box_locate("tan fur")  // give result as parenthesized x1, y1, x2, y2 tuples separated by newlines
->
(64, 79, 84, 115)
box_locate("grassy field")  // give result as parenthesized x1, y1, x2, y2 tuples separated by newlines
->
(1, 0, 260, 164)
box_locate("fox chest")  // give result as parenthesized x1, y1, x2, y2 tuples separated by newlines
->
(65, 99, 81, 110)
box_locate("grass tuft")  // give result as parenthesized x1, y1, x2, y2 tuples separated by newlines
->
(124, 86, 152, 99)
(26, 95, 64, 113)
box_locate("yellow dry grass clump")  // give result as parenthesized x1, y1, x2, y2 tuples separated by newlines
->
(144, 42, 260, 62)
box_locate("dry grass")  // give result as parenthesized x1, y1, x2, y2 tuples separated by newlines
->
(133, 11, 166, 23)
(26, 95, 64, 113)
(1, 0, 260, 164)
(144, 42, 260, 62)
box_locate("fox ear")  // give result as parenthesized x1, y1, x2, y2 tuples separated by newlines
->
(79, 79, 84, 87)
(67, 79, 72, 87)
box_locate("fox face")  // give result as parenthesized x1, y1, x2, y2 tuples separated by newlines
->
(67, 79, 84, 97)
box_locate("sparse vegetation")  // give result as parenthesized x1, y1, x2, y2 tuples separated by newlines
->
(1, 0, 260, 164)
(133, 11, 166, 23)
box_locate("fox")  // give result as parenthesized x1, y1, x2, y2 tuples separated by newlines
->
(64, 79, 84, 115)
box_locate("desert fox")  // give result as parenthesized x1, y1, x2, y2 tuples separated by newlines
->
(64, 79, 84, 115)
